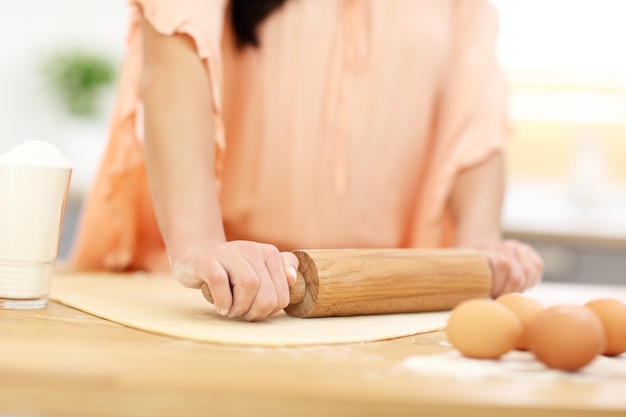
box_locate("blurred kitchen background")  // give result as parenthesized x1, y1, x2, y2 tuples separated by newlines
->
(0, 1, 624, 284)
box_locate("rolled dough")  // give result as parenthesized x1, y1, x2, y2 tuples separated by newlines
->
(49, 273, 449, 346)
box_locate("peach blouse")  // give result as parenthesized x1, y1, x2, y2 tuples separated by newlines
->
(72, 0, 509, 271)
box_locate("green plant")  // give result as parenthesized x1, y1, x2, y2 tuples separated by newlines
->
(42, 49, 116, 118)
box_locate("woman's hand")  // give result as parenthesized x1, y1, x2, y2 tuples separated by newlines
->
(170, 241, 299, 321)
(471, 239, 544, 298)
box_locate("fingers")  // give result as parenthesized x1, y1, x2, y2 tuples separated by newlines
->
(505, 240, 544, 291)
(485, 240, 545, 298)
(517, 241, 544, 288)
(201, 261, 234, 317)
(231, 246, 298, 320)
(222, 254, 263, 319)
(172, 241, 295, 321)
(171, 259, 234, 316)
(239, 245, 290, 320)
(498, 254, 526, 295)
(488, 251, 510, 298)
(239, 249, 299, 320)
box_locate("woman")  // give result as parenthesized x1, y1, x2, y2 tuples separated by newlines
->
(72, 0, 544, 321)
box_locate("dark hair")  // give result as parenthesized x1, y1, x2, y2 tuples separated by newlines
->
(231, 0, 287, 49)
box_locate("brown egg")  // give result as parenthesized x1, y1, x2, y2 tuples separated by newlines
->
(446, 299, 523, 359)
(585, 298, 626, 356)
(527, 305, 606, 371)
(496, 293, 544, 350)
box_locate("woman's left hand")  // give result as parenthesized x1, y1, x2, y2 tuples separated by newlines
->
(469, 240, 545, 298)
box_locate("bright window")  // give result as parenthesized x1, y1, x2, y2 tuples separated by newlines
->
(491, 0, 626, 183)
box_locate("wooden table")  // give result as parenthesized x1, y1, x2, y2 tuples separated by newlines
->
(1, 284, 626, 417)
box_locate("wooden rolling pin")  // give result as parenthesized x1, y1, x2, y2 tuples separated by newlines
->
(201, 248, 492, 318)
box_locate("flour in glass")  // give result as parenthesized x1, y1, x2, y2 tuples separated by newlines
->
(0, 140, 72, 309)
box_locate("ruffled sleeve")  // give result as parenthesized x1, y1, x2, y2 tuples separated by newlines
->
(408, 1, 510, 247)
(71, 0, 228, 271)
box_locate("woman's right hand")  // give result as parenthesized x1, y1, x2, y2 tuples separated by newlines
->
(169, 241, 299, 322)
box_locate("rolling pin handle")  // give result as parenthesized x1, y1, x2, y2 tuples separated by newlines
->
(289, 271, 306, 304)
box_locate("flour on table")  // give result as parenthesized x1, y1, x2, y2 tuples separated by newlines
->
(400, 351, 626, 383)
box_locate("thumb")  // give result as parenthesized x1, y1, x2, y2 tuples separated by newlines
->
(486, 252, 509, 298)
(281, 252, 299, 286)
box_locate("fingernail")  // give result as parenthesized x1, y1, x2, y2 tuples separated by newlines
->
(218, 308, 229, 317)
(287, 266, 297, 283)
